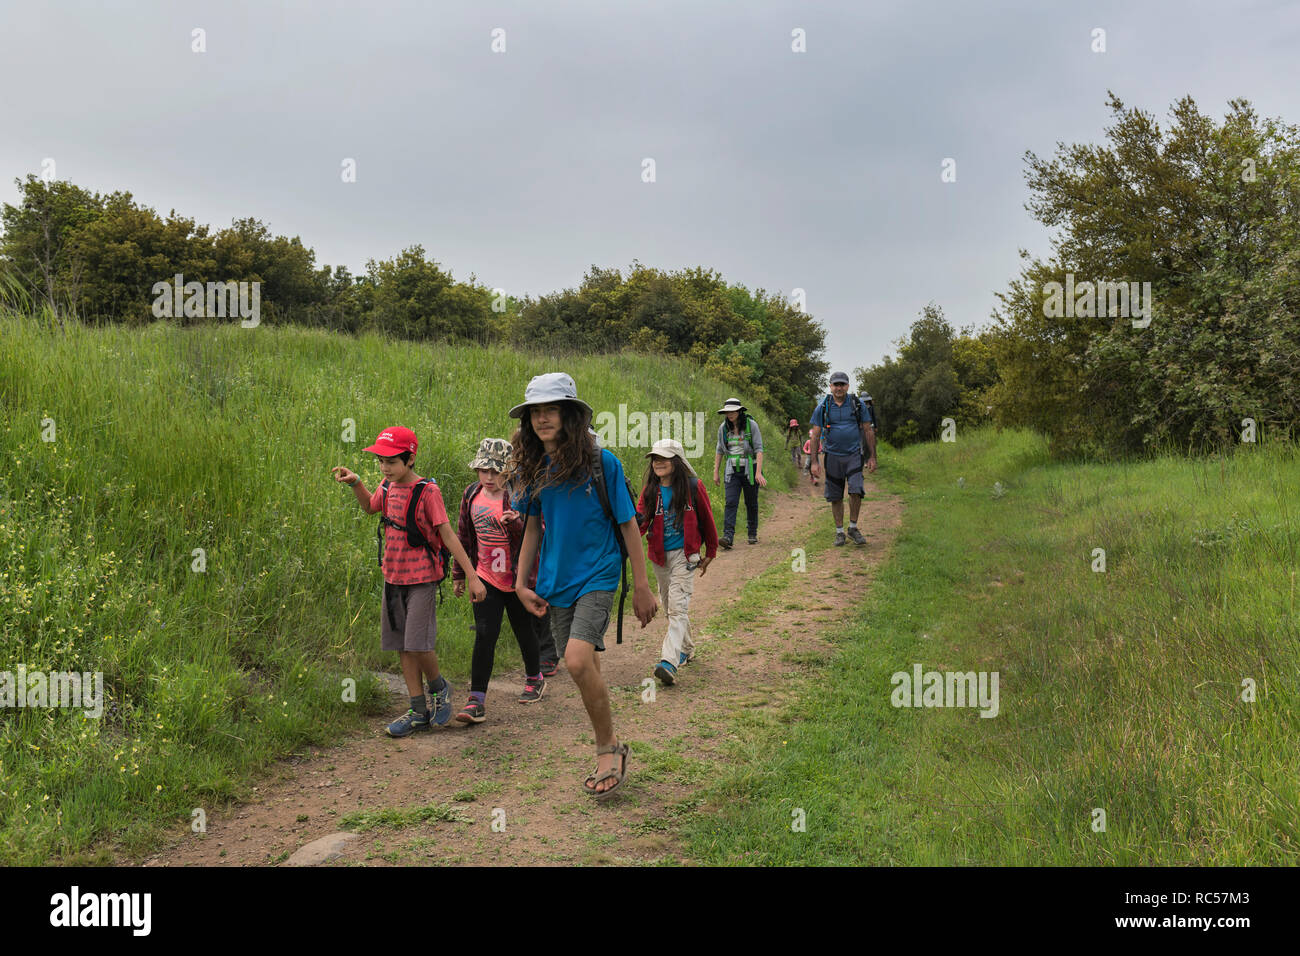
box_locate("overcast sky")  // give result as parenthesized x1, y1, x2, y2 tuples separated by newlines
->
(4, 0, 1299, 382)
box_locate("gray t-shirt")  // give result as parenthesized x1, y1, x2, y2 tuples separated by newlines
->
(716, 418, 763, 482)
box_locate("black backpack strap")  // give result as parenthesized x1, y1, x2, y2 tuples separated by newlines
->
(376, 479, 391, 568)
(590, 447, 629, 645)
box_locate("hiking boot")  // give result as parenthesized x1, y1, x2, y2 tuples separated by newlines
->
(747, 534, 757, 545)
(540, 659, 559, 678)
(454, 698, 486, 724)
(834, 531, 847, 546)
(654, 660, 677, 686)
(720, 534, 733, 550)
(518, 675, 546, 704)
(428, 680, 455, 726)
(847, 527, 867, 546)
(386, 708, 432, 738)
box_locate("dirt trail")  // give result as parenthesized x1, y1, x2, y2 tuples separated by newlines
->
(143, 475, 902, 866)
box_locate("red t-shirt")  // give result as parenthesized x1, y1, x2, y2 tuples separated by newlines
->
(470, 490, 516, 593)
(369, 477, 450, 585)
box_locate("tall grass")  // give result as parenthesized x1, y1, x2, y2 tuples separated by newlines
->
(688, 427, 1300, 864)
(0, 312, 793, 863)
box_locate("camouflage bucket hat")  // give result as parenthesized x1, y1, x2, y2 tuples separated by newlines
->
(468, 437, 511, 473)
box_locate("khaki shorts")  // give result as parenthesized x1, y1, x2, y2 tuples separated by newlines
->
(548, 589, 615, 656)
(380, 581, 438, 652)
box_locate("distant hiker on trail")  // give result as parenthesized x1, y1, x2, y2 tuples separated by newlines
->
(451, 437, 545, 726)
(509, 373, 658, 800)
(785, 418, 802, 465)
(809, 372, 878, 546)
(332, 426, 486, 738)
(803, 429, 818, 486)
(859, 392, 879, 441)
(637, 438, 718, 688)
(712, 397, 766, 548)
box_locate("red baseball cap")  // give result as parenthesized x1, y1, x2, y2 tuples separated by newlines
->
(364, 426, 418, 456)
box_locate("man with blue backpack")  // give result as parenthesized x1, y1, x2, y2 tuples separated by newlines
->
(809, 372, 878, 546)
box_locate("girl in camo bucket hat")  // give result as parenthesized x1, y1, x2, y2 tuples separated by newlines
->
(450, 436, 545, 726)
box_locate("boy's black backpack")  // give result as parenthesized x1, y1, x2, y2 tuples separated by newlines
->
(376, 477, 453, 603)
(589, 446, 644, 645)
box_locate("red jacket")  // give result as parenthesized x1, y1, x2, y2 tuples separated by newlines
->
(637, 477, 718, 566)
(452, 482, 538, 590)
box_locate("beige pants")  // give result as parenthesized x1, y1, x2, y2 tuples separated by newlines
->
(652, 548, 696, 664)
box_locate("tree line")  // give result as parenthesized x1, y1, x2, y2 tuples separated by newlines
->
(856, 94, 1300, 457)
(0, 179, 830, 425)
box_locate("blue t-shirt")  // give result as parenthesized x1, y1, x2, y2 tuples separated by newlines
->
(659, 486, 684, 551)
(514, 448, 636, 608)
(811, 395, 864, 456)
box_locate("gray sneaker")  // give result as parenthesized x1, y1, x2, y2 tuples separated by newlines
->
(834, 531, 847, 546)
(847, 527, 867, 546)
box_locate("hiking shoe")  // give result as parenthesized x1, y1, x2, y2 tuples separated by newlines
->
(847, 527, 867, 546)
(540, 659, 559, 678)
(834, 531, 847, 546)
(428, 681, 455, 726)
(454, 698, 486, 724)
(747, 535, 757, 545)
(518, 675, 546, 704)
(677, 649, 695, 667)
(386, 708, 432, 738)
(719, 535, 733, 550)
(654, 660, 677, 686)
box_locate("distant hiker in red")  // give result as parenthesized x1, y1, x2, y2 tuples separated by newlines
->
(637, 439, 718, 687)
(332, 427, 486, 738)
(451, 437, 545, 726)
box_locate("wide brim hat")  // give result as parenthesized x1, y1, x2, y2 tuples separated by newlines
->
(717, 397, 746, 414)
(646, 438, 699, 478)
(508, 372, 594, 419)
(468, 437, 511, 472)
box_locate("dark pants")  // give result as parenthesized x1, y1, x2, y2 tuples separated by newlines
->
(533, 608, 557, 664)
(471, 581, 541, 693)
(723, 471, 759, 538)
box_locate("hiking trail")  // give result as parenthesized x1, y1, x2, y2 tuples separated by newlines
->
(141, 476, 902, 866)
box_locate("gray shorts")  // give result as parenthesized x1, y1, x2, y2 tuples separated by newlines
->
(548, 589, 615, 656)
(380, 581, 438, 652)
(823, 451, 864, 502)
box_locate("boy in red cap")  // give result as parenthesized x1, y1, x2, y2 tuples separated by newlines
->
(333, 427, 487, 737)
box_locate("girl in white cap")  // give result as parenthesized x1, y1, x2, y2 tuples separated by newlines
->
(637, 439, 718, 686)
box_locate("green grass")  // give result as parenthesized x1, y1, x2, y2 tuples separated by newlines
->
(0, 312, 797, 864)
(686, 427, 1300, 864)
(340, 802, 472, 832)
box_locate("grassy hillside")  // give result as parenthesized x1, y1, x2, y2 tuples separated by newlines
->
(0, 314, 796, 864)
(688, 427, 1300, 864)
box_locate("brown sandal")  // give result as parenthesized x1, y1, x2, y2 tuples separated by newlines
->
(583, 742, 630, 800)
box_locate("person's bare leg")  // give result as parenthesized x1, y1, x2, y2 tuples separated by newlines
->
(849, 493, 862, 524)
(411, 649, 441, 689)
(565, 640, 619, 792)
(831, 499, 844, 527)
(399, 651, 427, 699)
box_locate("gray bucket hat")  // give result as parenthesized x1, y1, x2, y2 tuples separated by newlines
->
(717, 397, 746, 414)
(508, 372, 594, 419)
(468, 437, 511, 472)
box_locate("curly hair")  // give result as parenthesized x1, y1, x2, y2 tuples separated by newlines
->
(506, 401, 597, 499)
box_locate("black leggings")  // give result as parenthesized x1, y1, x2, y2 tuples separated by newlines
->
(471, 581, 541, 693)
